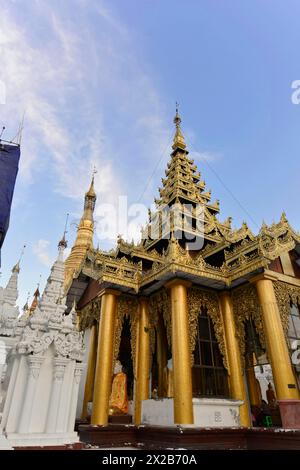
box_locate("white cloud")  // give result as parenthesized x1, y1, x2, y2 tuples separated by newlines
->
(0, 0, 169, 205)
(33, 239, 52, 267)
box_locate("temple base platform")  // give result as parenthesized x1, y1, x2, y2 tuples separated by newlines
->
(78, 424, 300, 450)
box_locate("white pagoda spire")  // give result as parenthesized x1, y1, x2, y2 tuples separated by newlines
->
(3, 262, 19, 307)
(0, 252, 24, 337)
(38, 236, 67, 322)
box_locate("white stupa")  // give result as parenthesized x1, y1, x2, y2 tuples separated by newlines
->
(1, 235, 85, 448)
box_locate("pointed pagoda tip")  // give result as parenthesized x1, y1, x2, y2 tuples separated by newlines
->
(23, 292, 30, 312)
(58, 234, 67, 250)
(12, 261, 20, 274)
(280, 211, 288, 223)
(33, 286, 40, 297)
(58, 213, 69, 250)
(86, 176, 96, 198)
(172, 102, 186, 151)
(86, 167, 97, 198)
(12, 244, 26, 273)
(29, 284, 40, 314)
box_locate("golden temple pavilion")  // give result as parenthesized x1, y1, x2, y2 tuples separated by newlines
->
(65, 110, 300, 432)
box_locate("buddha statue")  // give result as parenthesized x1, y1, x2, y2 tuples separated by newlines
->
(109, 360, 128, 416)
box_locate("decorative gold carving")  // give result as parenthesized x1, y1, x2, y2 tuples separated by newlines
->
(113, 296, 139, 373)
(232, 284, 265, 362)
(75, 209, 300, 297)
(188, 287, 227, 369)
(149, 290, 171, 350)
(78, 296, 101, 331)
(273, 281, 300, 335)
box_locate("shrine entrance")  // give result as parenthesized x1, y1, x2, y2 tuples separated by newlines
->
(192, 308, 229, 398)
(151, 313, 170, 399)
(118, 317, 134, 400)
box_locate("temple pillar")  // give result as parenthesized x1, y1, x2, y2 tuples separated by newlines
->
(253, 276, 300, 428)
(134, 297, 150, 425)
(81, 323, 98, 419)
(246, 353, 262, 407)
(219, 292, 251, 427)
(157, 314, 168, 397)
(91, 290, 119, 425)
(166, 279, 194, 424)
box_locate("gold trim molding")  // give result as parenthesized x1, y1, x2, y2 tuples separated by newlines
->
(232, 283, 265, 361)
(114, 296, 139, 372)
(273, 281, 300, 335)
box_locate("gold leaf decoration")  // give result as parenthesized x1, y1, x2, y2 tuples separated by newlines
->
(232, 283, 265, 363)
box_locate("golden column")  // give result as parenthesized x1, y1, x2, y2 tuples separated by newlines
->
(81, 323, 98, 419)
(91, 290, 119, 425)
(254, 276, 299, 399)
(166, 279, 194, 424)
(246, 353, 262, 407)
(157, 315, 168, 397)
(219, 292, 251, 427)
(134, 298, 150, 425)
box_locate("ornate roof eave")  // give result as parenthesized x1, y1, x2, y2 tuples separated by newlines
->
(220, 223, 255, 244)
(257, 212, 300, 259)
(73, 234, 296, 296)
(202, 240, 231, 259)
(260, 212, 300, 242)
(258, 234, 296, 261)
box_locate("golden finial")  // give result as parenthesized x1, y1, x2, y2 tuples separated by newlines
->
(58, 213, 69, 249)
(174, 102, 181, 127)
(172, 102, 186, 150)
(29, 276, 41, 314)
(12, 244, 26, 273)
(22, 291, 30, 317)
(86, 166, 97, 198)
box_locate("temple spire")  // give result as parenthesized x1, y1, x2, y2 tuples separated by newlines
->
(12, 244, 26, 274)
(143, 107, 220, 248)
(64, 172, 97, 292)
(172, 103, 186, 151)
(22, 292, 30, 316)
(83, 173, 97, 222)
(58, 213, 68, 261)
(29, 283, 40, 315)
(86, 174, 96, 198)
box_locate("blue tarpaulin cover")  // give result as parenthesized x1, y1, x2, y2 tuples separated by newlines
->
(0, 143, 20, 253)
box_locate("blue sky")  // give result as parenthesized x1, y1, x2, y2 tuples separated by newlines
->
(1, 0, 300, 308)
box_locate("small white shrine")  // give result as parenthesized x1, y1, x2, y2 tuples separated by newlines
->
(0, 238, 85, 447)
(0, 261, 21, 448)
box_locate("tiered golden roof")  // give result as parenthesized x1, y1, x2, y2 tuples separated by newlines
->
(65, 111, 300, 306)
